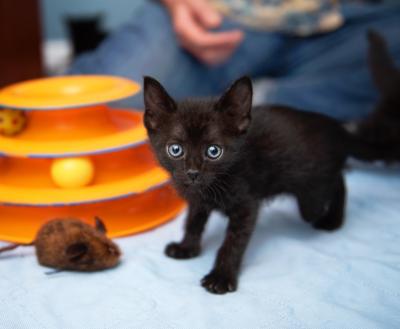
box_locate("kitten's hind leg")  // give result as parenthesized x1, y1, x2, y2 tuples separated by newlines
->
(165, 204, 210, 259)
(297, 175, 346, 231)
(312, 176, 346, 231)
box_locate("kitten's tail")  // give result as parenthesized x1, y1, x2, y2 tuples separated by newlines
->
(366, 29, 400, 97)
(343, 30, 400, 162)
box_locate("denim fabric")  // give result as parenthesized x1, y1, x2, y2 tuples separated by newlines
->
(70, 1, 400, 120)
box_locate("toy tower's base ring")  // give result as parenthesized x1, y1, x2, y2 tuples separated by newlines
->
(0, 184, 185, 243)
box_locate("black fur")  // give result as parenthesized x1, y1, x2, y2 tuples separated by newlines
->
(350, 30, 400, 160)
(142, 32, 399, 295)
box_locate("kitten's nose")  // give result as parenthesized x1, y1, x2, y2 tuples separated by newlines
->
(187, 169, 199, 182)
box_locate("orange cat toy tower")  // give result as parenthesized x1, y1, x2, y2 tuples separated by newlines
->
(0, 76, 185, 243)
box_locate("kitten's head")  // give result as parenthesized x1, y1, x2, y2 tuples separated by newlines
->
(143, 76, 252, 196)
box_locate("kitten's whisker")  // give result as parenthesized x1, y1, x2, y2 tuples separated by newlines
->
(206, 185, 219, 206)
(208, 182, 227, 210)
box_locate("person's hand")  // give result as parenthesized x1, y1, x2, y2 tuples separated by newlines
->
(161, 0, 244, 66)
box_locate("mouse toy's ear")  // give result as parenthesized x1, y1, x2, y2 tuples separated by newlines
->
(94, 216, 107, 234)
(367, 30, 400, 97)
(66, 242, 88, 262)
(215, 76, 253, 135)
(143, 76, 177, 131)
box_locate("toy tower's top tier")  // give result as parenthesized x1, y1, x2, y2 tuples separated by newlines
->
(0, 76, 147, 157)
(0, 75, 140, 110)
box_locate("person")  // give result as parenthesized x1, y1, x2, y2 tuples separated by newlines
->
(69, 0, 400, 120)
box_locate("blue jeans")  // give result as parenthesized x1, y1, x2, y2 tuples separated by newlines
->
(70, 1, 400, 120)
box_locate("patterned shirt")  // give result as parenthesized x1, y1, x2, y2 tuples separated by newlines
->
(210, 0, 344, 36)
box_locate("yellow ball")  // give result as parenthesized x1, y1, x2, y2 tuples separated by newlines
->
(51, 157, 95, 188)
(0, 109, 27, 136)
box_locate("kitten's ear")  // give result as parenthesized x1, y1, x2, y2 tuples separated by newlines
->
(367, 30, 400, 96)
(143, 76, 176, 131)
(216, 76, 253, 134)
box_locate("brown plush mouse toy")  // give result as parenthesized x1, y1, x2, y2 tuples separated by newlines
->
(0, 217, 121, 271)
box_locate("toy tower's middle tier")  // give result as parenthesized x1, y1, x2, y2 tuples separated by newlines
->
(0, 106, 170, 206)
(0, 105, 147, 157)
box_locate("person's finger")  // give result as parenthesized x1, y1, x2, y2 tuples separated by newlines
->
(173, 4, 244, 50)
(188, 0, 222, 29)
(179, 34, 239, 65)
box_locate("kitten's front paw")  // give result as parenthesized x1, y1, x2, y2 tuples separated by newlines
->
(165, 242, 200, 259)
(201, 270, 237, 294)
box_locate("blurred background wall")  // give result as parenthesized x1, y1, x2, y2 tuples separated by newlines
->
(41, 0, 145, 75)
(0, 0, 42, 86)
(0, 0, 146, 87)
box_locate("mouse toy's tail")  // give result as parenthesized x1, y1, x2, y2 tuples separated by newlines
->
(0, 242, 34, 253)
(344, 30, 400, 162)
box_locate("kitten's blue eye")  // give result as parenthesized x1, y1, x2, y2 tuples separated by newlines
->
(167, 144, 184, 158)
(206, 145, 223, 160)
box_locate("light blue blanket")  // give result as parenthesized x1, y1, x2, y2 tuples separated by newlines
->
(1, 167, 399, 329)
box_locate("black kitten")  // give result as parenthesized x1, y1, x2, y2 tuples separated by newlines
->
(143, 33, 397, 294)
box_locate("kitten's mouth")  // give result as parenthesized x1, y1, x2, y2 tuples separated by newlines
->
(183, 180, 201, 187)
(179, 178, 206, 191)
(172, 174, 204, 192)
